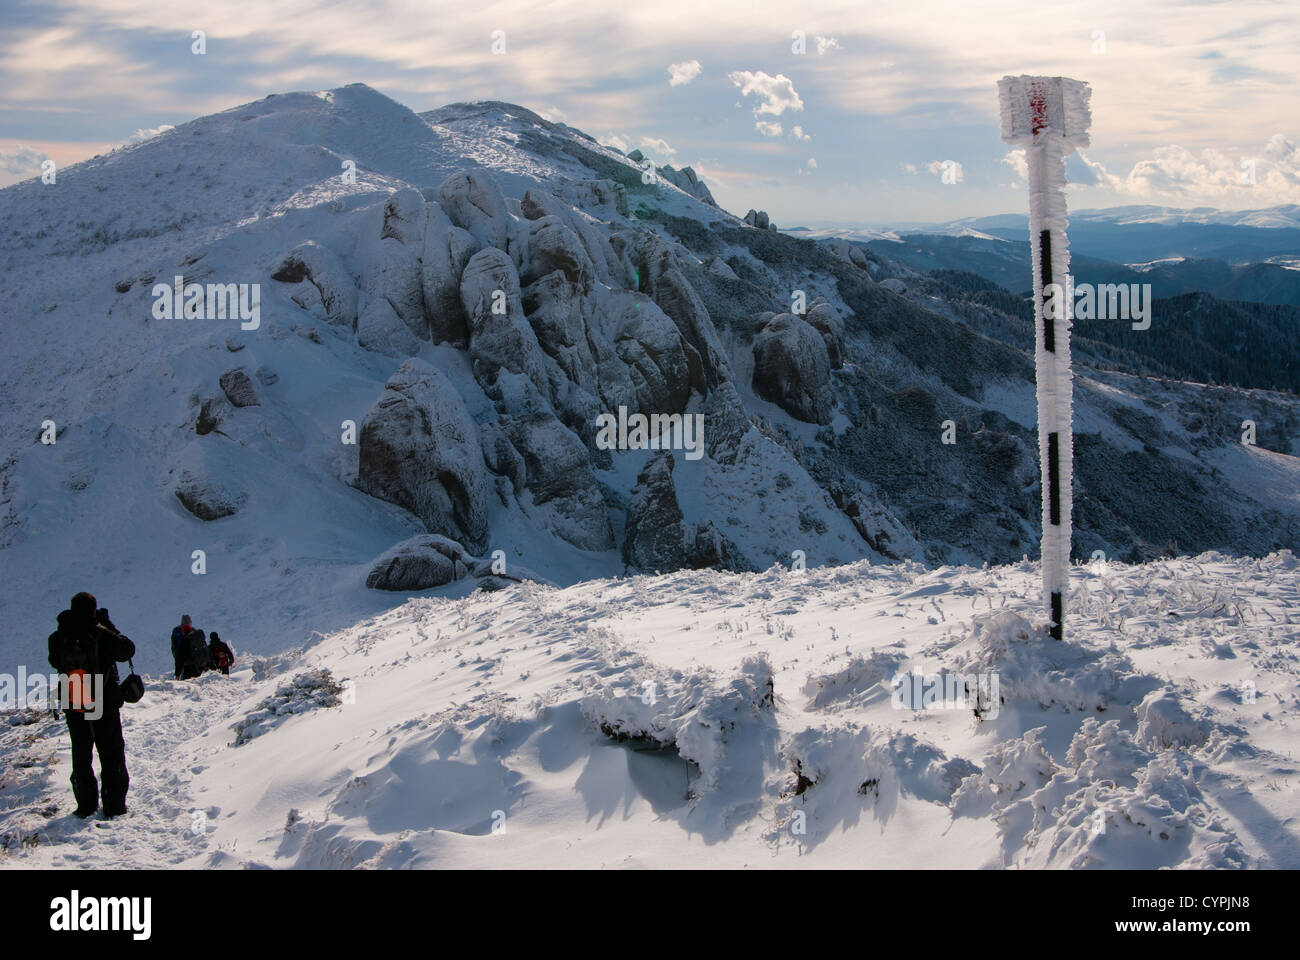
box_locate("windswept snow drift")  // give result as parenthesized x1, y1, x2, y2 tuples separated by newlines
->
(3, 552, 1296, 869)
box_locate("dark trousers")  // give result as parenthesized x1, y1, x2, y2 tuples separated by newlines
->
(65, 708, 129, 814)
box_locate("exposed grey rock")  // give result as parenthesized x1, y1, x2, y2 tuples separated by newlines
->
(196, 397, 227, 436)
(219, 368, 259, 407)
(356, 358, 491, 553)
(497, 413, 613, 550)
(634, 233, 730, 391)
(623, 451, 686, 571)
(744, 209, 770, 230)
(657, 164, 717, 206)
(752, 313, 834, 425)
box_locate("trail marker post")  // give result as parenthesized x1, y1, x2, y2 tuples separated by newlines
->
(998, 75, 1092, 640)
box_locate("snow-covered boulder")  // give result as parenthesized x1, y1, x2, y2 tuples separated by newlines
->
(880, 277, 907, 295)
(437, 170, 509, 251)
(634, 233, 729, 390)
(558, 178, 627, 220)
(360, 237, 427, 342)
(751, 313, 834, 424)
(270, 240, 358, 329)
(365, 534, 472, 591)
(459, 248, 553, 399)
(522, 216, 595, 288)
(356, 359, 491, 553)
(420, 200, 478, 346)
(804, 301, 846, 370)
(356, 296, 422, 358)
(175, 470, 244, 521)
(520, 188, 623, 285)
(218, 368, 259, 407)
(496, 413, 613, 550)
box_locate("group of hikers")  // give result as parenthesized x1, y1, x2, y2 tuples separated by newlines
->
(170, 613, 235, 680)
(45, 595, 237, 819)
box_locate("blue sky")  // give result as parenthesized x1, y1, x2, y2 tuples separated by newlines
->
(2, 0, 1297, 223)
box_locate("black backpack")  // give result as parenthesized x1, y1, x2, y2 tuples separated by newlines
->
(51, 621, 103, 712)
(187, 630, 210, 671)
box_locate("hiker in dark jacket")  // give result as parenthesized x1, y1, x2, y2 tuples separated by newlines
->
(170, 614, 207, 680)
(208, 632, 235, 675)
(46, 592, 135, 819)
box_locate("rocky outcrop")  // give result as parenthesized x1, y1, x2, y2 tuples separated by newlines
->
(623, 451, 686, 571)
(356, 359, 491, 553)
(804, 301, 845, 370)
(356, 295, 422, 358)
(657, 164, 717, 206)
(460, 247, 553, 398)
(744, 209, 774, 230)
(634, 233, 730, 391)
(624, 452, 752, 572)
(438, 170, 509, 250)
(497, 413, 613, 550)
(219, 368, 259, 407)
(270, 240, 359, 329)
(420, 200, 478, 346)
(752, 313, 834, 425)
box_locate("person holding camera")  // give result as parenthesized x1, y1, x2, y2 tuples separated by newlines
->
(46, 592, 136, 819)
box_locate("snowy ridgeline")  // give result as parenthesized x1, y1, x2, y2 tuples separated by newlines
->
(1, 82, 1297, 685)
(2, 552, 1296, 869)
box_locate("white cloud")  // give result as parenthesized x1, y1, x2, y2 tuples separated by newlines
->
(121, 124, 174, 147)
(600, 133, 631, 154)
(898, 161, 918, 175)
(639, 135, 676, 157)
(667, 59, 702, 86)
(926, 159, 964, 182)
(1077, 137, 1299, 204)
(815, 36, 839, 54)
(807, 157, 817, 168)
(728, 70, 803, 116)
(755, 120, 783, 137)
(1001, 149, 1027, 180)
(0, 144, 48, 177)
(792, 125, 811, 141)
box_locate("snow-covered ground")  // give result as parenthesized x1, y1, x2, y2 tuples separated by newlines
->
(4, 552, 1296, 869)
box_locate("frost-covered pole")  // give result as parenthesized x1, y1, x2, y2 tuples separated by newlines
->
(998, 75, 1092, 640)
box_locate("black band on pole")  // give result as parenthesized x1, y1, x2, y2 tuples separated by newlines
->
(1039, 229, 1055, 352)
(1047, 431, 1060, 526)
(1050, 592, 1063, 640)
